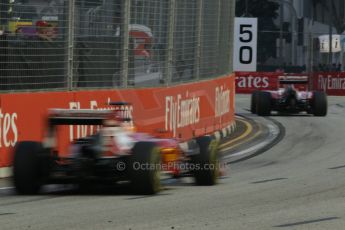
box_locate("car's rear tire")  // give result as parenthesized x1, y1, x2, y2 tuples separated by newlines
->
(130, 142, 161, 195)
(312, 91, 328, 116)
(256, 92, 272, 116)
(191, 136, 219, 186)
(13, 141, 49, 194)
(251, 91, 259, 114)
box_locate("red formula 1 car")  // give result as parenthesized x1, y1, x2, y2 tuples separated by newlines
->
(13, 103, 220, 195)
(251, 76, 327, 116)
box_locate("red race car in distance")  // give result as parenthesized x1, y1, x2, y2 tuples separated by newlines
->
(251, 76, 327, 116)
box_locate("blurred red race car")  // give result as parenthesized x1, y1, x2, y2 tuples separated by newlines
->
(13, 102, 220, 195)
(251, 76, 327, 116)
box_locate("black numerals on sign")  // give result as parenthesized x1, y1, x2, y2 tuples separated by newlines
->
(239, 24, 253, 42)
(239, 24, 253, 64)
(239, 46, 252, 64)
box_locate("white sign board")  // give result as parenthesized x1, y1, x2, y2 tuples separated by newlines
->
(233, 17, 258, 72)
(319, 35, 342, 53)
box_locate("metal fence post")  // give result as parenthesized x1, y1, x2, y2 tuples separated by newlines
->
(165, 0, 176, 86)
(195, 0, 203, 81)
(67, 0, 76, 90)
(122, 0, 131, 88)
(228, 0, 236, 73)
(307, 32, 313, 73)
(216, 0, 222, 75)
(308, 32, 314, 90)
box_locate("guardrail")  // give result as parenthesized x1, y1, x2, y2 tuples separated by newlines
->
(235, 72, 345, 96)
(0, 75, 235, 170)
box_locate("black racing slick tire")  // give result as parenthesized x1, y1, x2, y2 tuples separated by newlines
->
(256, 92, 272, 116)
(13, 142, 50, 194)
(192, 136, 220, 186)
(312, 91, 328, 117)
(251, 91, 259, 114)
(130, 142, 161, 195)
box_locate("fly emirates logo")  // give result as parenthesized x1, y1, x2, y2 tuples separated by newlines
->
(215, 86, 230, 117)
(236, 76, 269, 88)
(318, 75, 345, 90)
(165, 93, 200, 137)
(0, 109, 18, 148)
(69, 99, 133, 140)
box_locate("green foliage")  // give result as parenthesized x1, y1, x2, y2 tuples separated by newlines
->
(236, 0, 280, 63)
(311, 0, 345, 34)
(236, 0, 279, 18)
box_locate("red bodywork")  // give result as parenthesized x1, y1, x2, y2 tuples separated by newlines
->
(265, 75, 313, 100)
(47, 107, 184, 176)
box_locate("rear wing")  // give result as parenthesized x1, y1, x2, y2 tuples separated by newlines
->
(279, 75, 309, 85)
(48, 109, 113, 125)
(108, 101, 131, 109)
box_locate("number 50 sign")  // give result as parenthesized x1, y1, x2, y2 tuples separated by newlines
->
(233, 17, 258, 72)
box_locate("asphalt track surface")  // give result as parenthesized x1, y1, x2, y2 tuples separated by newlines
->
(1, 95, 345, 230)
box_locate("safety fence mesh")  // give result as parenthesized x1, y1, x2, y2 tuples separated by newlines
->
(0, 0, 235, 91)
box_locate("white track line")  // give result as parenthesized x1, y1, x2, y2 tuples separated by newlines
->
(223, 123, 279, 160)
(0, 167, 12, 178)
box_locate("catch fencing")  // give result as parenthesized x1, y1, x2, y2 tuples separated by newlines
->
(0, 0, 235, 91)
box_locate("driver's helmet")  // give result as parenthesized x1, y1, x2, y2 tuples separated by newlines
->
(285, 84, 295, 92)
(103, 119, 119, 127)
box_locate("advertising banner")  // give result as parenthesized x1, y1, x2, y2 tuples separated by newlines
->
(235, 72, 280, 93)
(235, 71, 345, 95)
(313, 72, 345, 96)
(0, 75, 235, 168)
